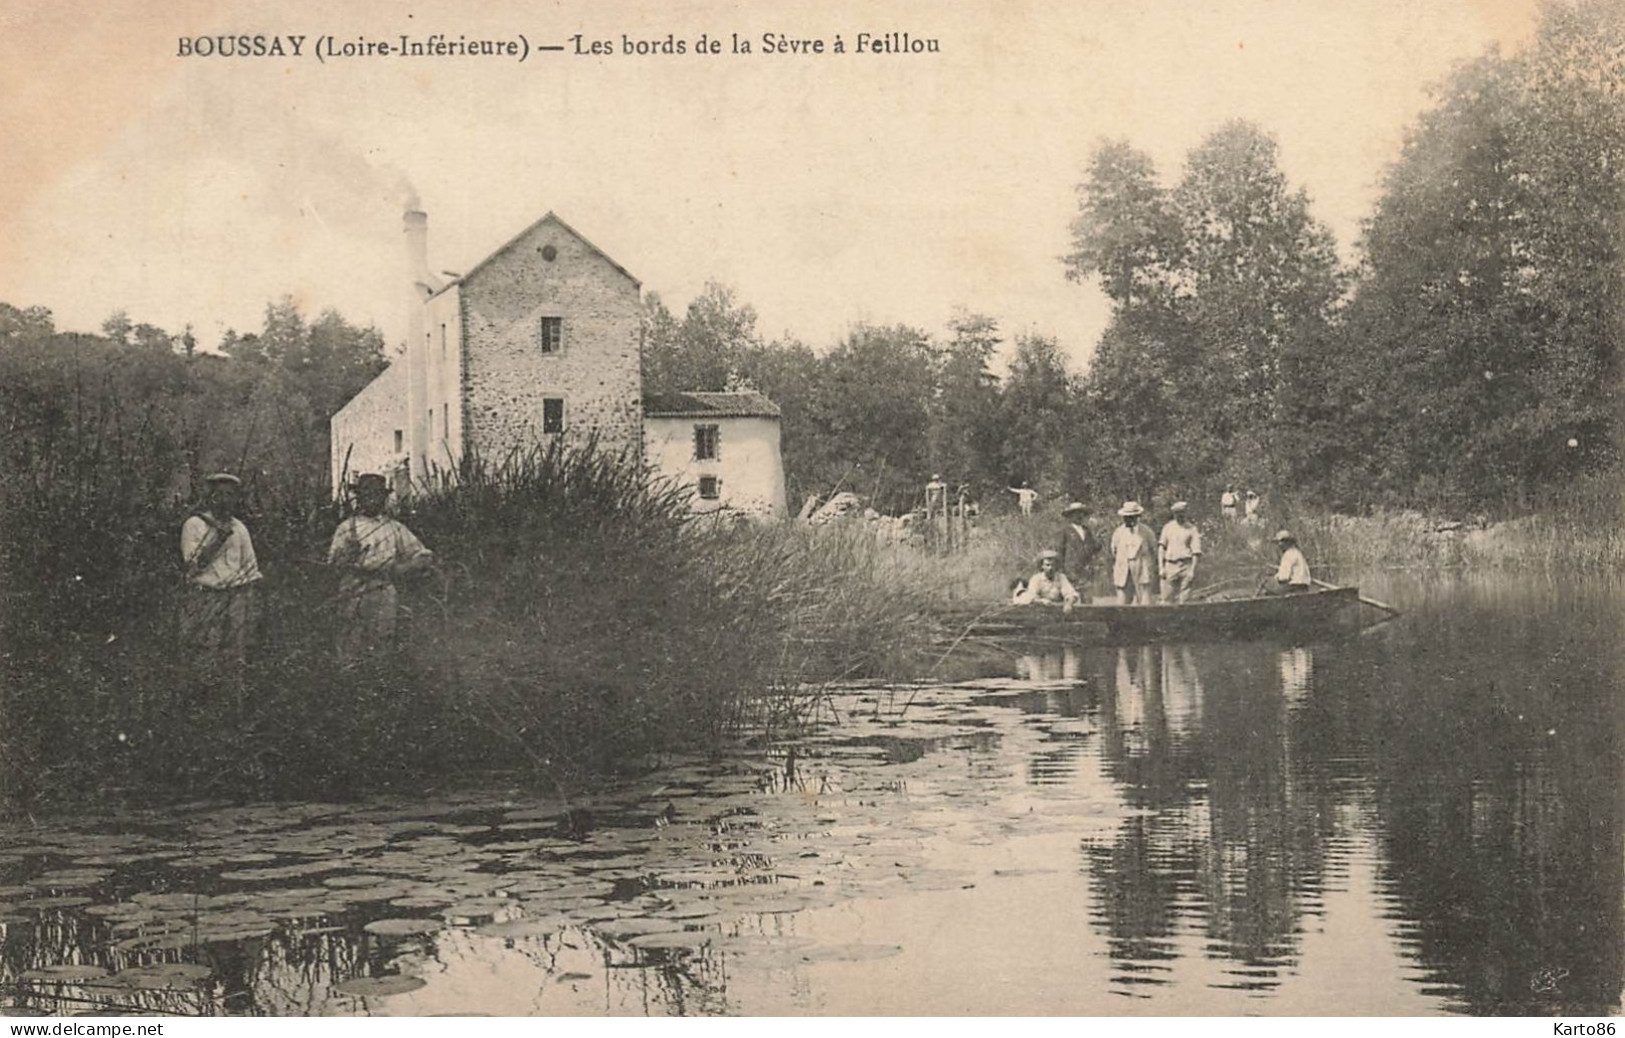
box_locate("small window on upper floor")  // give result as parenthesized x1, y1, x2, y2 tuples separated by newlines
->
(542, 397, 565, 435)
(393, 429, 403, 453)
(698, 475, 721, 500)
(539, 316, 564, 354)
(694, 424, 720, 462)
(440, 324, 447, 360)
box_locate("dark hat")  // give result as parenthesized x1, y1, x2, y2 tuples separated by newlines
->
(351, 473, 389, 493)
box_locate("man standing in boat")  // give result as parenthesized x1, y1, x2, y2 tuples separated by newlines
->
(1267, 529, 1313, 594)
(1110, 501, 1157, 605)
(1056, 500, 1099, 595)
(1158, 501, 1202, 603)
(1012, 549, 1079, 613)
(329, 473, 436, 663)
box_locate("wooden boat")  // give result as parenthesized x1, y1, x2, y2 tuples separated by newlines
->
(937, 585, 1366, 643)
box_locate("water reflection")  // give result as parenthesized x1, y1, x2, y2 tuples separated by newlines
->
(0, 575, 1619, 1016)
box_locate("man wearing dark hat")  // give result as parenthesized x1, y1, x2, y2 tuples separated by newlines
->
(1056, 500, 1099, 593)
(1158, 501, 1202, 603)
(329, 473, 435, 662)
(179, 472, 262, 670)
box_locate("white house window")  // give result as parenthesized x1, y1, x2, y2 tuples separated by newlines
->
(393, 429, 403, 453)
(538, 316, 564, 354)
(698, 475, 721, 500)
(694, 424, 720, 461)
(542, 397, 565, 434)
(440, 323, 447, 360)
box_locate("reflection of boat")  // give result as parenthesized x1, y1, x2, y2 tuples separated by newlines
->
(940, 586, 1364, 643)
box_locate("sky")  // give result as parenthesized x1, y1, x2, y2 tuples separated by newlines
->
(0, 0, 1543, 371)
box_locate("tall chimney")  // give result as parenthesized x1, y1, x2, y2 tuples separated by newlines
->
(404, 209, 430, 483)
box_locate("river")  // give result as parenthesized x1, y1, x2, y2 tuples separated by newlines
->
(1, 572, 1620, 1016)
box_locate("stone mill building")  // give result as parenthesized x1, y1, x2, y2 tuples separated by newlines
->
(331, 208, 786, 518)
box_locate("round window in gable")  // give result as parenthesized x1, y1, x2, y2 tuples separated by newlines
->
(541, 245, 558, 262)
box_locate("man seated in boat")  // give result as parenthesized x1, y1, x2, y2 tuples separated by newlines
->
(1011, 549, 1079, 614)
(1266, 529, 1313, 594)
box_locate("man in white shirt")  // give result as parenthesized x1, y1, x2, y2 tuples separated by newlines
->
(1220, 487, 1239, 520)
(179, 472, 262, 670)
(1012, 549, 1078, 613)
(1008, 481, 1038, 518)
(1110, 501, 1157, 605)
(330, 473, 435, 662)
(1268, 530, 1313, 594)
(1158, 501, 1203, 603)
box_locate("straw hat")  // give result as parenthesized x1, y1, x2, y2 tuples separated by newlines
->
(1036, 548, 1060, 562)
(1117, 501, 1143, 517)
(1061, 501, 1089, 516)
(1170, 501, 1188, 513)
(1274, 529, 1294, 542)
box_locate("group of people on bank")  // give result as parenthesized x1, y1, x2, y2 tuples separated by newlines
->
(1011, 497, 1313, 612)
(178, 471, 435, 672)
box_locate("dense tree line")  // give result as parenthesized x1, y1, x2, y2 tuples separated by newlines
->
(647, 0, 1622, 516)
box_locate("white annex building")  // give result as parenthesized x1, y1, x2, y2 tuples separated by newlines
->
(330, 208, 787, 518)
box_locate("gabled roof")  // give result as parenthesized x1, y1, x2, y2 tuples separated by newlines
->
(430, 211, 640, 299)
(642, 391, 782, 419)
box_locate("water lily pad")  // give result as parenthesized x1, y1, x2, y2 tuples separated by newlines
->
(628, 930, 715, 950)
(24, 896, 92, 909)
(323, 874, 397, 889)
(592, 917, 688, 938)
(363, 918, 443, 937)
(104, 964, 212, 990)
(439, 898, 513, 923)
(794, 942, 904, 963)
(25, 870, 109, 889)
(473, 917, 571, 939)
(334, 975, 426, 998)
(389, 895, 452, 910)
(21, 965, 110, 982)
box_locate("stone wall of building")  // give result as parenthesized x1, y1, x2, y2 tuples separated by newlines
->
(330, 360, 407, 494)
(460, 217, 643, 465)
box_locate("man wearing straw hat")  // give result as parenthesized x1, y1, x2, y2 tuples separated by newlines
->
(1011, 548, 1079, 613)
(179, 472, 262, 671)
(1158, 501, 1203, 603)
(1266, 529, 1313, 595)
(1056, 500, 1100, 591)
(329, 473, 436, 663)
(1110, 501, 1157, 605)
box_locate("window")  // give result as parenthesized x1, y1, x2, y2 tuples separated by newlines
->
(698, 476, 721, 500)
(440, 323, 447, 360)
(393, 430, 403, 453)
(428, 409, 435, 441)
(442, 404, 449, 440)
(694, 424, 720, 461)
(542, 397, 565, 434)
(538, 316, 563, 354)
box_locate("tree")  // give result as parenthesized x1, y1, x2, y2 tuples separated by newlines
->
(1065, 123, 1345, 500)
(931, 313, 1005, 493)
(998, 333, 1075, 494)
(1337, 0, 1625, 509)
(641, 282, 762, 395)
